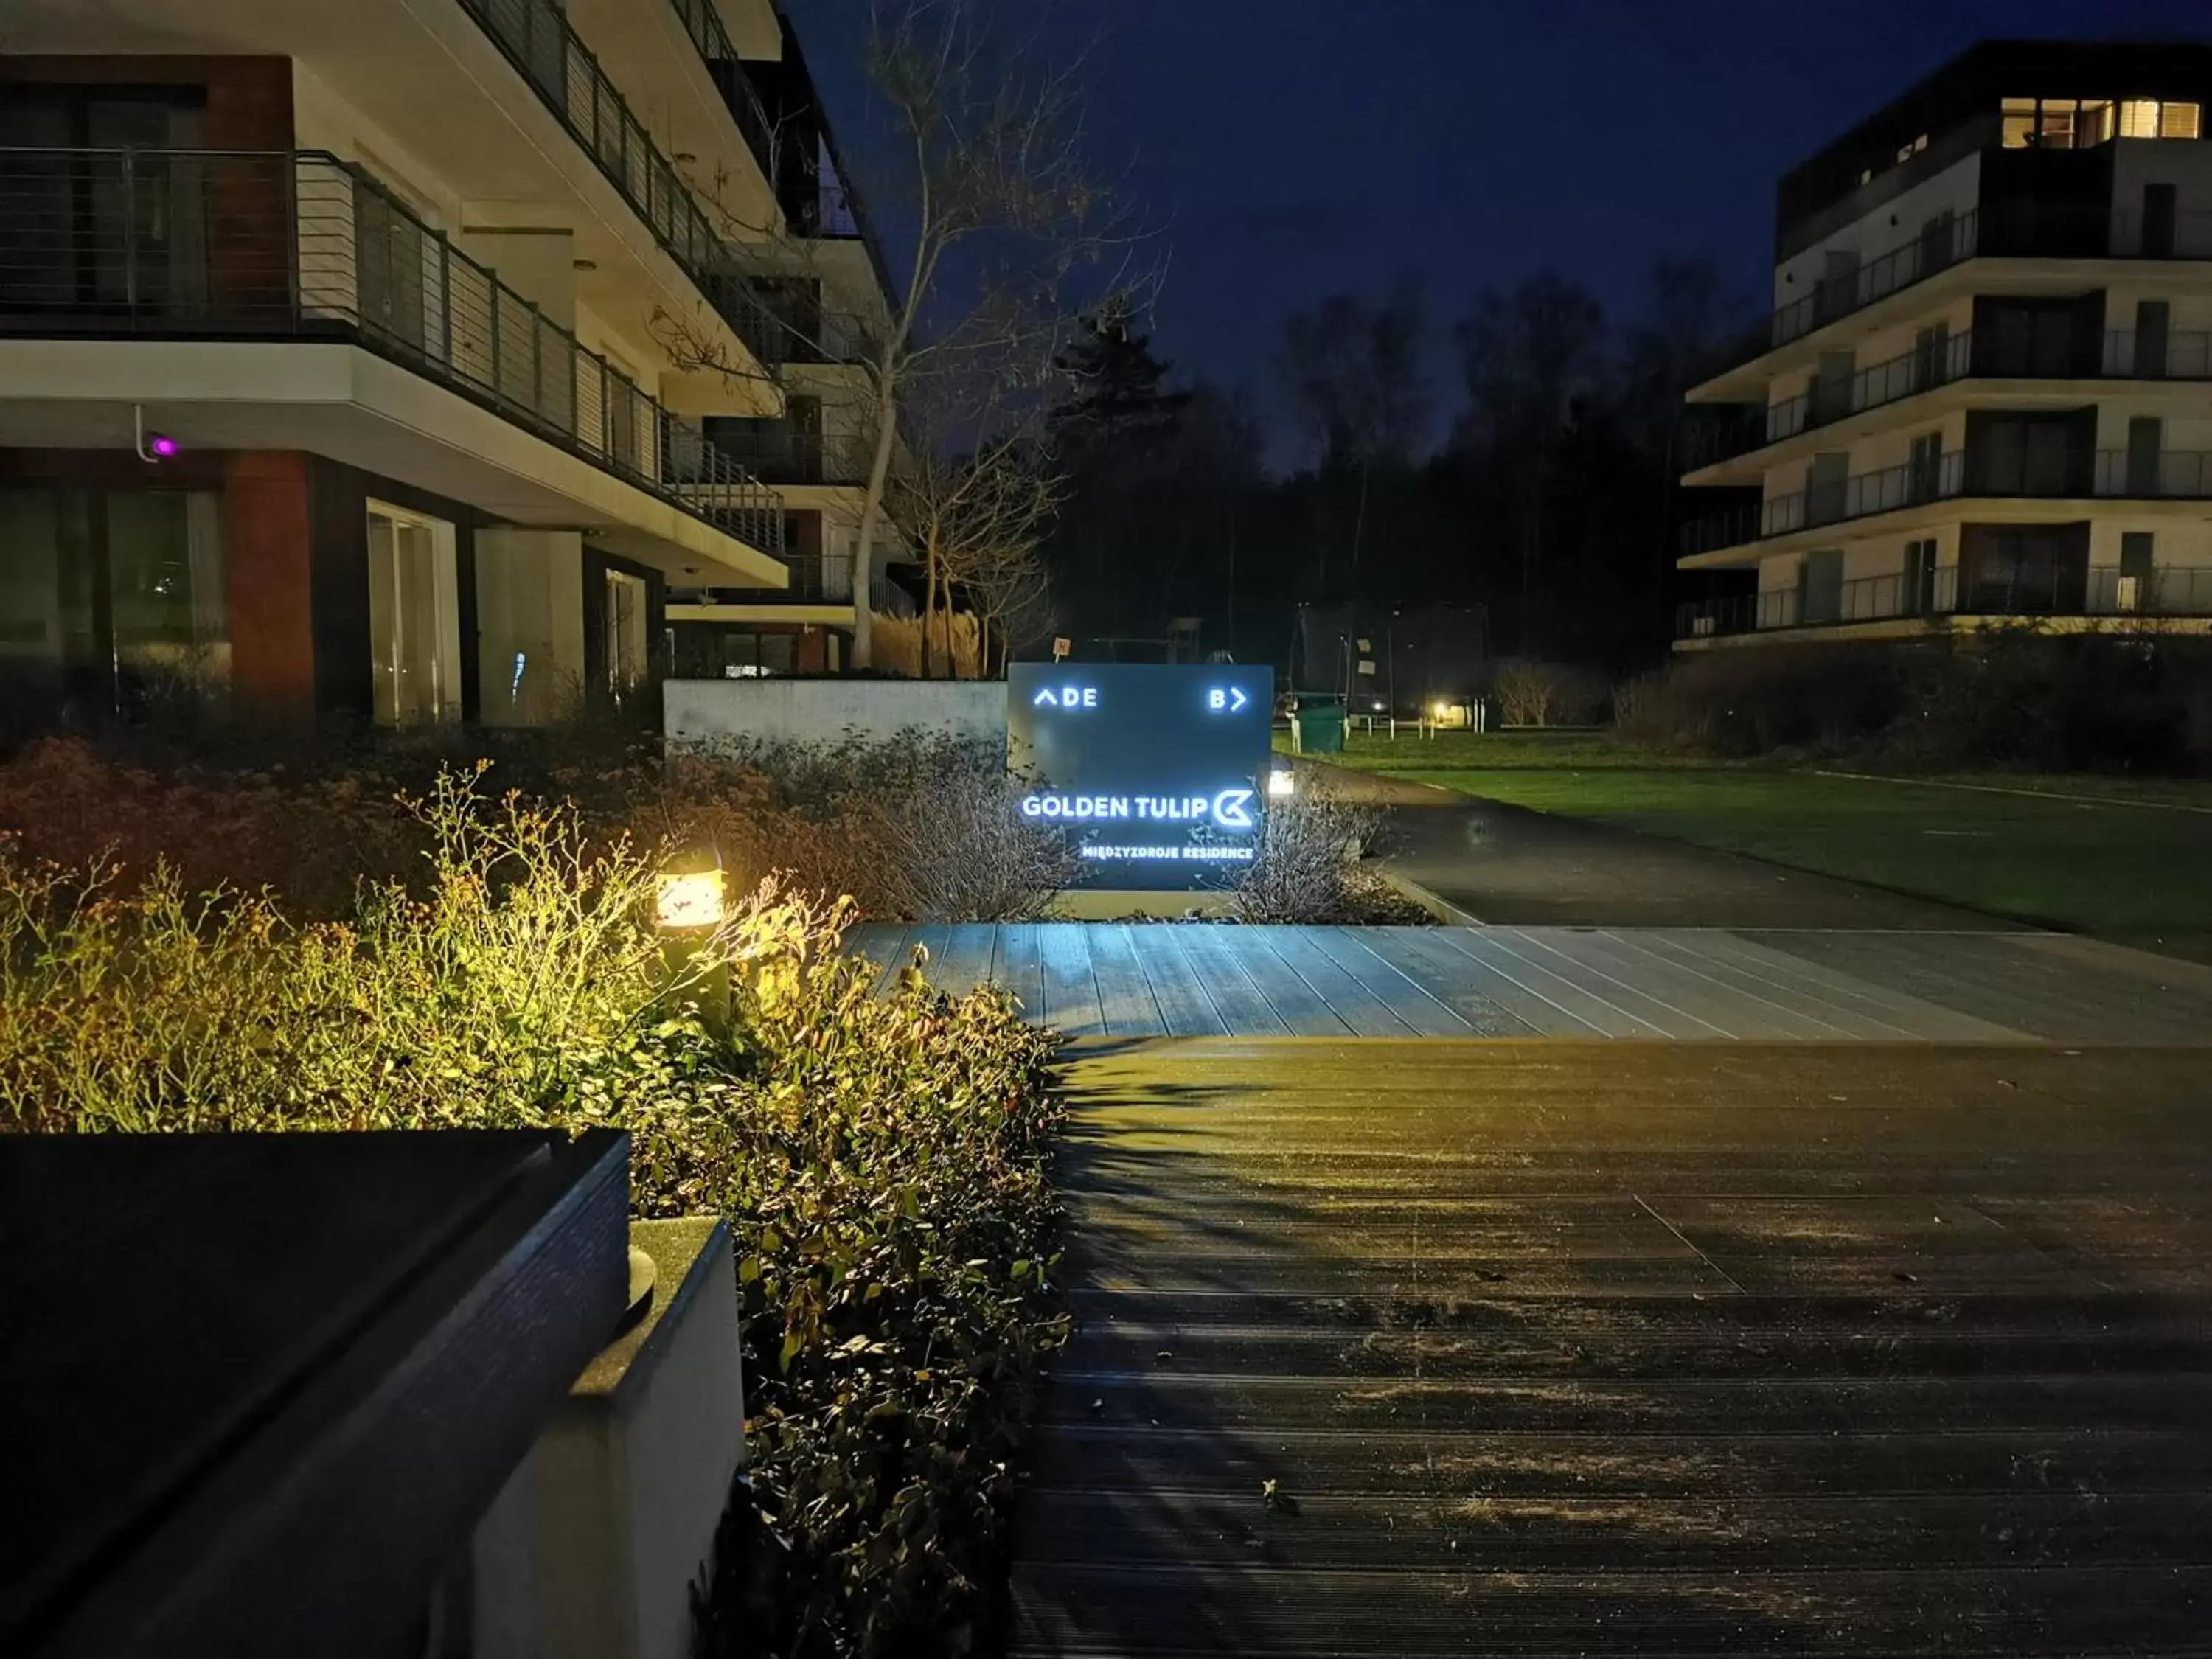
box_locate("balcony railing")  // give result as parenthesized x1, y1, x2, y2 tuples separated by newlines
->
(703, 424, 871, 485)
(662, 0, 777, 181)
(0, 147, 783, 556)
(1770, 211, 1979, 350)
(453, 0, 780, 364)
(675, 557, 922, 613)
(1683, 448, 2212, 555)
(1745, 204, 2212, 365)
(1688, 327, 2212, 468)
(1678, 564, 2212, 639)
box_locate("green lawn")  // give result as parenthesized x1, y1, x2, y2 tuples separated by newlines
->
(1340, 748, 2212, 956)
(1281, 728, 1714, 772)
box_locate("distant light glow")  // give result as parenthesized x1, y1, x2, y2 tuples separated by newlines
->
(1267, 768, 1296, 799)
(147, 434, 180, 459)
(656, 869, 724, 931)
(510, 651, 527, 702)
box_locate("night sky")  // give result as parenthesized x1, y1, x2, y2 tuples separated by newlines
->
(798, 0, 2211, 459)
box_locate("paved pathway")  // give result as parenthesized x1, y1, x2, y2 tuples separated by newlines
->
(850, 923, 2212, 1046)
(1315, 764, 2012, 931)
(1007, 1040, 2212, 1657)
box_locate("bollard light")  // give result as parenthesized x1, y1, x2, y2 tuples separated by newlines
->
(1267, 768, 1297, 799)
(656, 846, 725, 932)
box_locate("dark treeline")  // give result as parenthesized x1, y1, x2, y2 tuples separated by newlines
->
(1039, 260, 1756, 674)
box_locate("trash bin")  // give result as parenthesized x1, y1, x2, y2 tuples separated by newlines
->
(1290, 692, 1346, 754)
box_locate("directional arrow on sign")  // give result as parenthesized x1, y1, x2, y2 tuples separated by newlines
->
(1228, 686, 1249, 712)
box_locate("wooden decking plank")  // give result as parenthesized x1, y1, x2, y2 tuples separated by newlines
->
(1492, 928, 1749, 1037)
(1242, 927, 1421, 1036)
(920, 922, 999, 998)
(995, 923, 1046, 1021)
(1166, 925, 1296, 1034)
(1426, 928, 1668, 1037)
(856, 925, 915, 995)
(1610, 930, 1904, 1037)
(1299, 928, 1478, 1035)
(1194, 928, 1354, 1035)
(1514, 927, 1811, 1038)
(1121, 925, 1231, 1036)
(1085, 923, 1170, 1037)
(1356, 926, 1576, 1035)
(1687, 929, 2032, 1041)
(1034, 922, 1106, 1034)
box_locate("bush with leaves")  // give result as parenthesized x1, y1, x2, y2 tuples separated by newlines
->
(0, 772, 1064, 1657)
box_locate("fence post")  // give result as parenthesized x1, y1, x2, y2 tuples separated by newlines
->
(121, 150, 139, 323)
(285, 155, 302, 328)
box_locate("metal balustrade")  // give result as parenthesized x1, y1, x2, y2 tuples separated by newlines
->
(1691, 327, 2212, 469)
(0, 147, 783, 557)
(1683, 448, 2212, 555)
(661, 0, 777, 180)
(452, 0, 781, 365)
(1722, 204, 2212, 374)
(1677, 562, 2212, 639)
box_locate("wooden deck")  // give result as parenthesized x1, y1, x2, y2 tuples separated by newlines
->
(1009, 1040, 2212, 1657)
(848, 923, 2212, 1045)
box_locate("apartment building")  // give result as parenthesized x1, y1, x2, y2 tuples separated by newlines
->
(1677, 40, 2212, 650)
(0, 0, 899, 729)
(659, 8, 922, 679)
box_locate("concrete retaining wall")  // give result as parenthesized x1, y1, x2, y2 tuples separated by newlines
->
(663, 678, 1009, 749)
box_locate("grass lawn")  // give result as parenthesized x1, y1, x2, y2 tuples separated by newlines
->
(1325, 734, 2212, 955)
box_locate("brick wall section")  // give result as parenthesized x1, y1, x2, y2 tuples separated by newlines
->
(223, 451, 319, 726)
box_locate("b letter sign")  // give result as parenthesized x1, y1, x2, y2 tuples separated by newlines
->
(1008, 663, 1275, 890)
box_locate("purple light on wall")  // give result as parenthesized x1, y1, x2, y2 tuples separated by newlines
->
(148, 434, 181, 459)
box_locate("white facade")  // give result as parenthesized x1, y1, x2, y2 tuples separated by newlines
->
(1682, 61, 2212, 647)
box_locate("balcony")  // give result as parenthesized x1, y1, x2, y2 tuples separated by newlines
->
(453, 0, 780, 365)
(1678, 564, 2212, 641)
(1687, 326, 2212, 468)
(701, 420, 870, 486)
(0, 147, 782, 558)
(1726, 204, 2212, 373)
(1683, 448, 2212, 556)
(660, 0, 778, 182)
(672, 558, 920, 614)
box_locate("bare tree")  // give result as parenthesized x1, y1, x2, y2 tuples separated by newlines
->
(1279, 278, 1429, 589)
(888, 369, 1062, 677)
(653, 0, 1145, 669)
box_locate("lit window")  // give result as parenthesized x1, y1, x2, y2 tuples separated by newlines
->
(2002, 96, 2037, 148)
(2038, 98, 2079, 147)
(2121, 99, 2162, 138)
(2079, 100, 2114, 145)
(1895, 132, 1930, 164)
(367, 501, 462, 726)
(2164, 101, 2201, 139)
(1859, 167, 1874, 186)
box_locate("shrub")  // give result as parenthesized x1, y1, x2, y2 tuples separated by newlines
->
(1231, 785, 1425, 925)
(1492, 658, 1609, 727)
(1610, 641, 1924, 757)
(0, 773, 1065, 1658)
(651, 734, 1082, 922)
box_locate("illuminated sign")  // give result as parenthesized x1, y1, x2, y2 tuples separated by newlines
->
(1009, 663, 1273, 890)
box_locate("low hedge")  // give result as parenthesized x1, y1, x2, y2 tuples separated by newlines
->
(0, 772, 1065, 1657)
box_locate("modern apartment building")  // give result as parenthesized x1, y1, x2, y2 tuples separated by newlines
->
(659, 8, 925, 680)
(1677, 40, 2212, 649)
(0, 0, 903, 728)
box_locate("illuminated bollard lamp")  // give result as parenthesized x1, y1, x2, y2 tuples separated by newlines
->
(655, 844, 732, 1033)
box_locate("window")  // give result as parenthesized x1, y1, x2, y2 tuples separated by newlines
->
(2121, 100, 2202, 139)
(1894, 133, 1930, 164)
(366, 501, 460, 725)
(0, 487, 226, 702)
(2004, 96, 2197, 147)
(604, 568, 649, 700)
